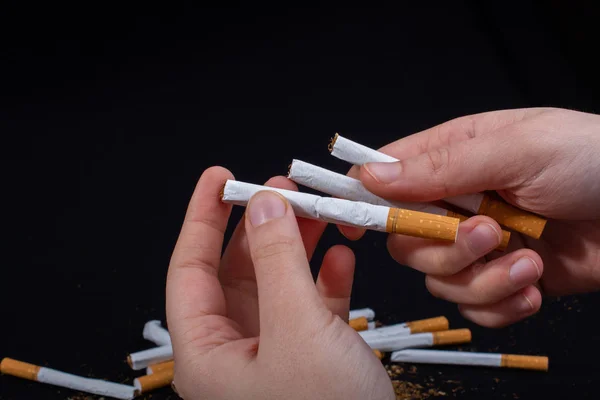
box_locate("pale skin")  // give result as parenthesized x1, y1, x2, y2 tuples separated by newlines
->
(166, 107, 600, 398)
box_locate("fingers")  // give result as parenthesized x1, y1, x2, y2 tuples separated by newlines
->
(315, 245, 356, 322)
(458, 285, 542, 328)
(425, 249, 543, 305)
(387, 216, 503, 276)
(244, 191, 325, 340)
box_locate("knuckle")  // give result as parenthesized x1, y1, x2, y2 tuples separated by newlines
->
(252, 236, 297, 262)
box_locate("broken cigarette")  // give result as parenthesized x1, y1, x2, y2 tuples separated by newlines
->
(349, 308, 375, 321)
(127, 345, 173, 371)
(221, 180, 460, 242)
(288, 159, 509, 250)
(0, 357, 136, 399)
(359, 316, 448, 340)
(363, 329, 472, 352)
(146, 360, 175, 375)
(390, 349, 548, 371)
(134, 368, 175, 395)
(349, 316, 376, 331)
(329, 133, 547, 239)
(143, 320, 172, 346)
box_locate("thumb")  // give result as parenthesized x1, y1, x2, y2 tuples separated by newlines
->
(359, 135, 521, 202)
(244, 190, 326, 341)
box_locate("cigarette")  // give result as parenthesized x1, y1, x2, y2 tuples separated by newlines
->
(288, 159, 510, 250)
(0, 357, 136, 399)
(363, 329, 472, 352)
(134, 368, 175, 395)
(349, 317, 376, 331)
(221, 180, 460, 242)
(127, 345, 173, 371)
(359, 316, 448, 340)
(390, 349, 549, 371)
(329, 133, 547, 239)
(349, 308, 375, 321)
(143, 320, 172, 346)
(146, 360, 175, 375)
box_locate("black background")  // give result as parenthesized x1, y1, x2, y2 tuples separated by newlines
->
(2, 2, 600, 399)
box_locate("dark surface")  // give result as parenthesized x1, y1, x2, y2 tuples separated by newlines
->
(2, 2, 600, 399)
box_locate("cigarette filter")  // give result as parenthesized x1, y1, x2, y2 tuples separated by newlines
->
(359, 316, 448, 340)
(221, 180, 460, 242)
(363, 329, 471, 352)
(146, 360, 175, 375)
(390, 349, 548, 371)
(349, 317, 375, 331)
(127, 345, 173, 371)
(373, 350, 384, 360)
(134, 368, 175, 395)
(289, 159, 510, 250)
(143, 320, 172, 346)
(329, 133, 547, 239)
(349, 308, 375, 321)
(0, 358, 136, 399)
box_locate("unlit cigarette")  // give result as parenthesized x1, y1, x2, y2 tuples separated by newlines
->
(0, 358, 135, 399)
(143, 320, 172, 346)
(221, 180, 459, 242)
(288, 159, 510, 250)
(364, 329, 472, 352)
(146, 360, 174, 375)
(349, 308, 375, 321)
(390, 349, 548, 371)
(359, 316, 448, 340)
(329, 133, 547, 239)
(134, 368, 175, 395)
(127, 345, 173, 370)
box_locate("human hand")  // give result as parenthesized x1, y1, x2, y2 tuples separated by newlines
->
(166, 167, 394, 400)
(342, 108, 600, 327)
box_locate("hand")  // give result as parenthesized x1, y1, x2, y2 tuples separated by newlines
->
(166, 167, 394, 400)
(342, 108, 600, 328)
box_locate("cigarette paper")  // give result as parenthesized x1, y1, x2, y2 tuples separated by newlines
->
(363, 329, 471, 352)
(143, 320, 172, 346)
(359, 316, 448, 340)
(221, 180, 459, 242)
(349, 308, 375, 321)
(134, 368, 175, 395)
(0, 358, 136, 399)
(146, 360, 175, 375)
(390, 349, 548, 371)
(127, 345, 173, 371)
(329, 133, 547, 239)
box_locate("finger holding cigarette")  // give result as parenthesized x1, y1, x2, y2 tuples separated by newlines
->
(363, 329, 472, 352)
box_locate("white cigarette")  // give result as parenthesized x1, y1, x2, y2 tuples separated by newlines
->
(0, 358, 136, 399)
(221, 180, 459, 242)
(143, 320, 172, 346)
(329, 133, 547, 240)
(349, 308, 375, 321)
(359, 316, 449, 340)
(127, 345, 173, 370)
(390, 349, 549, 371)
(363, 329, 471, 352)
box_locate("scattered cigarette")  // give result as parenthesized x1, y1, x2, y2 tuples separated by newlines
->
(288, 159, 510, 250)
(146, 360, 175, 375)
(349, 317, 376, 331)
(143, 320, 172, 346)
(329, 133, 547, 239)
(134, 368, 175, 395)
(363, 329, 472, 352)
(359, 316, 449, 340)
(390, 349, 548, 371)
(221, 180, 460, 242)
(127, 345, 173, 371)
(0, 358, 136, 399)
(349, 308, 375, 321)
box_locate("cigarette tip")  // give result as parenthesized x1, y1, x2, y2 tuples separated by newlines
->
(328, 133, 339, 153)
(219, 182, 227, 201)
(126, 355, 133, 369)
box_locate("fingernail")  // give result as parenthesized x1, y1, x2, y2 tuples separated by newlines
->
(517, 293, 535, 313)
(363, 162, 401, 184)
(248, 191, 287, 227)
(466, 223, 501, 254)
(509, 257, 541, 286)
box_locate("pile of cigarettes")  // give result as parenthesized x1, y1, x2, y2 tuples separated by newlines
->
(1, 134, 550, 398)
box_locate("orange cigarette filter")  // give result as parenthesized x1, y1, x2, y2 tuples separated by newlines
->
(386, 208, 459, 242)
(134, 368, 175, 395)
(448, 211, 511, 251)
(432, 329, 472, 346)
(373, 350, 384, 360)
(148, 360, 174, 374)
(477, 194, 547, 239)
(500, 354, 549, 371)
(349, 316, 369, 331)
(405, 316, 449, 334)
(1, 358, 40, 381)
